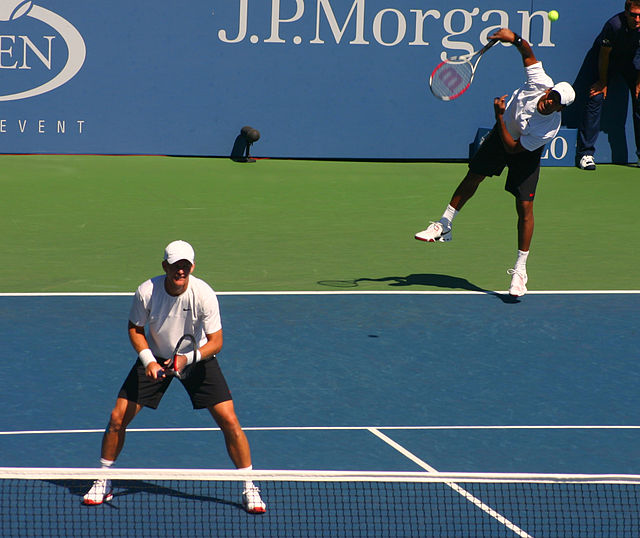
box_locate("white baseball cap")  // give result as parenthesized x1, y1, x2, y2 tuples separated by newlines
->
(551, 82, 575, 106)
(164, 240, 195, 265)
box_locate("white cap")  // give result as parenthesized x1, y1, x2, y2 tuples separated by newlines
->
(164, 240, 195, 265)
(551, 82, 575, 106)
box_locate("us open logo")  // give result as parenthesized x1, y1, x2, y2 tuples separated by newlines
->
(0, 1, 86, 101)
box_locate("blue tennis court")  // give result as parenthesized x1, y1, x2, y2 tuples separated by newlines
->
(1, 292, 638, 470)
(1, 292, 639, 536)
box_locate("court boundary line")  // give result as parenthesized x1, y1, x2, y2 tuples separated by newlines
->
(0, 290, 639, 297)
(368, 428, 532, 537)
(2, 425, 632, 536)
(3, 425, 640, 436)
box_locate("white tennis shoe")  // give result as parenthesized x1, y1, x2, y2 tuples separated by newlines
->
(242, 486, 266, 514)
(415, 220, 452, 242)
(83, 478, 113, 505)
(507, 268, 528, 297)
(578, 155, 596, 171)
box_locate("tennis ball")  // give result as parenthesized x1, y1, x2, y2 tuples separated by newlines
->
(548, 10, 559, 22)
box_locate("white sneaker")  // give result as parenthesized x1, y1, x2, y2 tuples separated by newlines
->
(578, 155, 596, 170)
(415, 220, 452, 242)
(83, 478, 113, 505)
(507, 268, 528, 297)
(242, 486, 266, 514)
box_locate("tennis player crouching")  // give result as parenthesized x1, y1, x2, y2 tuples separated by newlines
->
(83, 240, 266, 514)
(415, 28, 575, 297)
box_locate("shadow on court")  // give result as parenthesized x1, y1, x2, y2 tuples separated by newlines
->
(47, 479, 245, 511)
(318, 274, 520, 303)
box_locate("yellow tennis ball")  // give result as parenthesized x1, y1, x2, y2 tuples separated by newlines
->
(548, 10, 559, 22)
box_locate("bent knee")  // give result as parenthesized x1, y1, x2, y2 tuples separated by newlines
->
(107, 407, 131, 433)
(218, 412, 242, 432)
(105, 422, 125, 434)
(516, 200, 534, 217)
(211, 407, 242, 433)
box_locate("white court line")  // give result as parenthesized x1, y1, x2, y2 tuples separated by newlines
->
(2, 424, 633, 535)
(0, 290, 639, 297)
(2, 424, 640, 436)
(368, 428, 533, 538)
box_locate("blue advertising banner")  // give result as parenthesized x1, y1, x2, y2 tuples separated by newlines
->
(0, 0, 635, 161)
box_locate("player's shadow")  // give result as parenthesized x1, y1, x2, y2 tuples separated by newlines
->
(317, 274, 521, 303)
(47, 479, 246, 512)
(563, 46, 632, 165)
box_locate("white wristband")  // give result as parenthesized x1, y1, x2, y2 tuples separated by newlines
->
(138, 348, 156, 368)
(187, 349, 202, 365)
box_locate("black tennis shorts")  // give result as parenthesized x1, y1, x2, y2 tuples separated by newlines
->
(118, 357, 232, 410)
(469, 127, 545, 201)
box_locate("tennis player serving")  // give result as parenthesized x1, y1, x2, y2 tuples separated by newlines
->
(415, 28, 575, 297)
(83, 240, 266, 514)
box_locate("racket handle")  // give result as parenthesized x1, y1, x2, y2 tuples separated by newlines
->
(482, 39, 498, 53)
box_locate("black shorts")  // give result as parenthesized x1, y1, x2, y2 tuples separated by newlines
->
(118, 357, 232, 410)
(469, 127, 544, 201)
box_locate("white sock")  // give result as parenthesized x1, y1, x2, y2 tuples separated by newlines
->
(237, 465, 254, 490)
(441, 204, 458, 227)
(515, 250, 529, 272)
(99, 458, 114, 487)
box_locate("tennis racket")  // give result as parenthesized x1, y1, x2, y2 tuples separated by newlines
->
(161, 334, 198, 380)
(429, 40, 497, 101)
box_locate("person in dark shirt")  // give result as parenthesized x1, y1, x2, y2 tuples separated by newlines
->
(577, 0, 640, 169)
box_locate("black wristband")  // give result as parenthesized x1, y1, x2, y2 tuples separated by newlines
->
(513, 34, 523, 48)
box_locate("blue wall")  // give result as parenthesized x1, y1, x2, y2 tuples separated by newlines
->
(0, 0, 635, 161)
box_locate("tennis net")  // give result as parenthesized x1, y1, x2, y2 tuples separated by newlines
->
(1, 468, 639, 537)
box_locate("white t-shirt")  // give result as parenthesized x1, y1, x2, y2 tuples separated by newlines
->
(129, 275, 222, 359)
(503, 61, 561, 152)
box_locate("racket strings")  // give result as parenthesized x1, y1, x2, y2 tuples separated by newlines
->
(430, 61, 473, 100)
